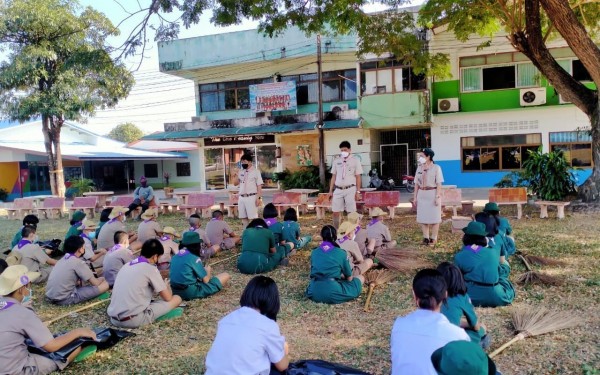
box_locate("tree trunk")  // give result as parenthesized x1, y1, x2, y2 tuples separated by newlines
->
(577, 105, 600, 202)
(42, 115, 66, 198)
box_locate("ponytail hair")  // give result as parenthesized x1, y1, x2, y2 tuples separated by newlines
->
(320, 225, 337, 245)
(412, 269, 447, 310)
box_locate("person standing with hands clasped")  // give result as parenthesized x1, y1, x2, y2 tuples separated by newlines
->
(328, 141, 363, 229)
(414, 148, 444, 246)
(237, 153, 263, 230)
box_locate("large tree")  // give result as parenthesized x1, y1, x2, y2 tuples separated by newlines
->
(0, 0, 134, 197)
(108, 122, 145, 143)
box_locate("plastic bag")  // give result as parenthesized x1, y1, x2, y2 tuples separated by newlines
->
(286, 359, 372, 375)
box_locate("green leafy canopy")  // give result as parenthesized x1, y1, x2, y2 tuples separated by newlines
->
(107, 122, 145, 143)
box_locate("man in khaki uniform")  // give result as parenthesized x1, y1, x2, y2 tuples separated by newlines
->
(107, 239, 182, 328)
(366, 207, 397, 253)
(237, 153, 263, 229)
(12, 227, 56, 283)
(45, 236, 109, 305)
(205, 210, 240, 251)
(97, 206, 140, 251)
(137, 207, 162, 243)
(328, 141, 364, 228)
(102, 231, 134, 287)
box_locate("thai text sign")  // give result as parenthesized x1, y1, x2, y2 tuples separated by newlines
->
(249, 81, 297, 112)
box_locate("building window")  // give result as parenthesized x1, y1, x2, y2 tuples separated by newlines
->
(360, 60, 426, 95)
(461, 63, 539, 92)
(176, 162, 191, 177)
(199, 79, 269, 112)
(461, 133, 541, 171)
(143, 164, 158, 178)
(550, 131, 592, 167)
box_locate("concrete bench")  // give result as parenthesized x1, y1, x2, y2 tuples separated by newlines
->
(219, 193, 238, 218)
(451, 215, 473, 233)
(314, 193, 332, 219)
(105, 196, 133, 208)
(272, 192, 303, 217)
(159, 201, 179, 215)
(441, 188, 474, 216)
(488, 188, 528, 219)
(363, 191, 400, 219)
(180, 193, 215, 218)
(6, 198, 35, 220)
(535, 201, 570, 219)
(36, 197, 65, 219)
(69, 197, 97, 219)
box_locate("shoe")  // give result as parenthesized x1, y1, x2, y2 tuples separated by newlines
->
(422, 238, 430, 246)
(428, 238, 437, 247)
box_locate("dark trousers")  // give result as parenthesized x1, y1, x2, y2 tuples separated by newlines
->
(127, 199, 149, 216)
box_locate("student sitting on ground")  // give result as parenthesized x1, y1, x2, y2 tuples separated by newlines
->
(0, 265, 98, 375)
(431, 340, 499, 375)
(45, 236, 109, 306)
(437, 261, 490, 349)
(205, 276, 290, 375)
(390, 269, 470, 375)
(107, 239, 183, 328)
(483, 202, 516, 257)
(102, 231, 134, 287)
(64, 210, 86, 247)
(306, 225, 364, 305)
(157, 227, 180, 277)
(454, 221, 515, 308)
(347, 211, 376, 257)
(187, 214, 220, 259)
(79, 220, 107, 273)
(237, 219, 286, 274)
(11, 214, 39, 248)
(281, 207, 312, 250)
(169, 232, 230, 301)
(96, 206, 140, 251)
(205, 210, 240, 251)
(96, 208, 112, 240)
(137, 207, 163, 243)
(263, 203, 294, 260)
(11, 226, 56, 283)
(336, 221, 374, 276)
(366, 207, 397, 253)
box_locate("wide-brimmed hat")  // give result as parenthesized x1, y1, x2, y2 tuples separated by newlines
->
(347, 211, 363, 223)
(72, 210, 87, 222)
(462, 221, 488, 237)
(431, 340, 497, 375)
(108, 206, 128, 219)
(181, 231, 201, 246)
(337, 221, 356, 238)
(78, 219, 98, 231)
(141, 207, 159, 220)
(162, 227, 181, 238)
(0, 265, 40, 296)
(483, 202, 500, 213)
(370, 207, 388, 217)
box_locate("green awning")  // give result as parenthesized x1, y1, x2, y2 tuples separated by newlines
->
(322, 118, 361, 129)
(143, 130, 201, 140)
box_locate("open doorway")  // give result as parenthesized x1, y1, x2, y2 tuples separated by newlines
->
(380, 143, 409, 181)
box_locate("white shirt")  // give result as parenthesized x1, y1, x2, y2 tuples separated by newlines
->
(205, 307, 286, 375)
(390, 309, 470, 375)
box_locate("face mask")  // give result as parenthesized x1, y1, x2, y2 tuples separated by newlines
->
(418, 156, 426, 164)
(22, 287, 32, 305)
(87, 231, 96, 240)
(241, 163, 249, 170)
(340, 151, 350, 158)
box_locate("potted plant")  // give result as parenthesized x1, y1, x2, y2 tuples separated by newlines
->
(163, 172, 174, 199)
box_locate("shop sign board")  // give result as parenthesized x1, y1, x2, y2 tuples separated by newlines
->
(204, 134, 275, 146)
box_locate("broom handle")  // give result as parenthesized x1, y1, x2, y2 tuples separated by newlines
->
(209, 253, 239, 266)
(489, 332, 526, 358)
(518, 254, 532, 272)
(364, 284, 375, 312)
(44, 298, 110, 326)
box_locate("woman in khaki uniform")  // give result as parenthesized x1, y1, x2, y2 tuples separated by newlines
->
(413, 148, 444, 246)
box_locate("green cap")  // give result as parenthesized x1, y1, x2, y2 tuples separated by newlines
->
(431, 340, 496, 375)
(72, 211, 86, 222)
(181, 231, 201, 246)
(462, 221, 487, 237)
(483, 202, 500, 213)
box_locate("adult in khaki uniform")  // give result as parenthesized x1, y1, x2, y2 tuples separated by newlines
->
(45, 236, 109, 306)
(0, 265, 97, 375)
(12, 227, 56, 283)
(97, 206, 141, 251)
(205, 210, 240, 250)
(237, 153, 263, 229)
(336, 221, 373, 276)
(137, 207, 162, 243)
(413, 148, 444, 246)
(102, 231, 134, 287)
(366, 207, 397, 252)
(328, 141, 363, 229)
(78, 220, 107, 271)
(108, 239, 183, 329)
(157, 227, 180, 274)
(346, 211, 376, 257)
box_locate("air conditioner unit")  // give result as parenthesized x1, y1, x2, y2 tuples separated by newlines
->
(559, 94, 571, 104)
(438, 98, 459, 113)
(330, 104, 349, 112)
(520, 87, 546, 107)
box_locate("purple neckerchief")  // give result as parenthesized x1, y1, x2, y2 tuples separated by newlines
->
(109, 244, 123, 253)
(337, 235, 350, 244)
(265, 218, 278, 227)
(368, 218, 380, 227)
(319, 241, 336, 252)
(80, 233, 89, 240)
(64, 253, 76, 260)
(130, 256, 150, 266)
(72, 221, 82, 228)
(189, 226, 198, 232)
(17, 239, 32, 249)
(465, 245, 483, 254)
(143, 219, 153, 223)
(160, 235, 171, 241)
(0, 299, 16, 311)
(177, 249, 190, 256)
(355, 226, 361, 233)
(108, 217, 120, 224)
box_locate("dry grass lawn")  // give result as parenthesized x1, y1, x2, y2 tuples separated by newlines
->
(1, 204, 599, 374)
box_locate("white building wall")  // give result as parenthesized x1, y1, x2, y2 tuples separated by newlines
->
(133, 149, 201, 189)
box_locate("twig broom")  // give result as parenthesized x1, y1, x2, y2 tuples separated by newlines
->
(363, 269, 398, 312)
(375, 247, 431, 273)
(517, 250, 566, 267)
(517, 254, 563, 286)
(489, 306, 583, 358)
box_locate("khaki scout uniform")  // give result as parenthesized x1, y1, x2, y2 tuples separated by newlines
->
(45, 254, 101, 305)
(102, 246, 134, 287)
(367, 219, 396, 250)
(137, 219, 162, 243)
(205, 219, 236, 250)
(13, 242, 51, 283)
(97, 219, 126, 250)
(237, 167, 263, 219)
(81, 235, 104, 269)
(331, 155, 363, 213)
(107, 256, 173, 328)
(337, 237, 370, 276)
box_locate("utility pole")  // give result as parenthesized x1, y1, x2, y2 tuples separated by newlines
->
(317, 34, 326, 187)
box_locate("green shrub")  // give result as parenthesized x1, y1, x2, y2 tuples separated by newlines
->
(69, 178, 96, 197)
(494, 171, 529, 189)
(522, 147, 577, 201)
(276, 166, 330, 191)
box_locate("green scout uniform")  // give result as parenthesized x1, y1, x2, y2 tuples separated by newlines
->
(64, 223, 82, 244)
(497, 217, 516, 256)
(170, 249, 222, 300)
(441, 294, 485, 344)
(265, 219, 292, 256)
(282, 220, 312, 249)
(11, 229, 23, 248)
(306, 242, 362, 304)
(237, 227, 284, 274)
(454, 244, 515, 307)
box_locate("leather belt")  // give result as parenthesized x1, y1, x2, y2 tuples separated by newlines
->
(335, 185, 356, 190)
(240, 193, 257, 197)
(467, 280, 499, 287)
(311, 276, 337, 281)
(112, 314, 138, 322)
(420, 187, 437, 190)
